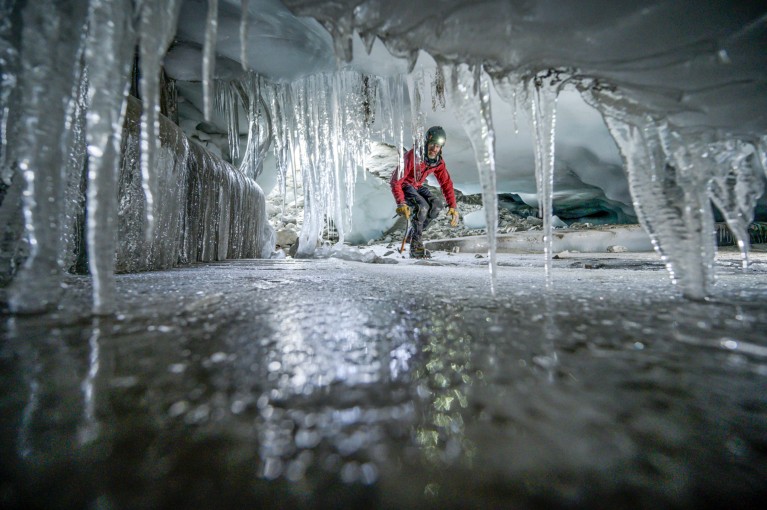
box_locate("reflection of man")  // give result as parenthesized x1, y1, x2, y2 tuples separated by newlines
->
(390, 126, 460, 259)
(414, 333, 475, 469)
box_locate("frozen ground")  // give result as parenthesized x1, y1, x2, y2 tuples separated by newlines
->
(1, 246, 766, 509)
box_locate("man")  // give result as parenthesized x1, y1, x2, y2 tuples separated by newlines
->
(390, 126, 460, 258)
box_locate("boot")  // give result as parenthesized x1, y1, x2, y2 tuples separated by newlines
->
(410, 239, 431, 259)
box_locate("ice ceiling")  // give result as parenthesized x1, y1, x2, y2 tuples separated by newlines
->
(2, 0, 766, 314)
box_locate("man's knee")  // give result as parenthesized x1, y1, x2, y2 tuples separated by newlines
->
(426, 197, 444, 219)
(414, 204, 429, 223)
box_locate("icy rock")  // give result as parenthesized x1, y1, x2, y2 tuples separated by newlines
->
(607, 245, 628, 253)
(525, 216, 543, 226)
(373, 257, 399, 264)
(276, 227, 298, 246)
(463, 209, 487, 229)
(551, 215, 568, 228)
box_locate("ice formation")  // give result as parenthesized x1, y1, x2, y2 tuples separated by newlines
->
(1, 0, 766, 313)
(282, 0, 767, 300)
(446, 63, 499, 294)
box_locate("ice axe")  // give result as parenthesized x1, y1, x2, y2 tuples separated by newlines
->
(399, 216, 410, 254)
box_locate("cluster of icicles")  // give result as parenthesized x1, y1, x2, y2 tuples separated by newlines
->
(2, 1, 766, 317)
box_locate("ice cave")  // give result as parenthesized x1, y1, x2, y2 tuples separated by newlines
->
(1, 1, 766, 509)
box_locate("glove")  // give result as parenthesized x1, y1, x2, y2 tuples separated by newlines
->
(396, 203, 410, 220)
(447, 207, 459, 227)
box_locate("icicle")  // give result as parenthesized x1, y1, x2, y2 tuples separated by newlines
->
(396, 74, 406, 180)
(588, 86, 717, 299)
(407, 71, 427, 170)
(215, 81, 240, 163)
(361, 31, 376, 55)
(238, 73, 271, 180)
(512, 88, 519, 135)
(707, 140, 765, 270)
(491, 72, 524, 136)
(84, 0, 136, 314)
(8, 1, 89, 313)
(240, 0, 249, 70)
(362, 75, 377, 128)
(431, 65, 446, 111)
(446, 64, 498, 295)
(138, 0, 182, 243)
(203, 0, 219, 121)
(375, 77, 392, 144)
(528, 73, 559, 287)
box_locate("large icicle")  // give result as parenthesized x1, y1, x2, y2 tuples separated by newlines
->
(585, 87, 717, 299)
(202, 0, 219, 120)
(215, 80, 241, 163)
(84, 0, 137, 314)
(239, 0, 250, 70)
(238, 73, 271, 181)
(496, 70, 561, 285)
(407, 71, 427, 170)
(446, 63, 498, 295)
(137, 0, 182, 242)
(528, 73, 560, 286)
(706, 139, 765, 269)
(8, 1, 89, 313)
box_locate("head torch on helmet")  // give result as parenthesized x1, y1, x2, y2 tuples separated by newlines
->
(426, 126, 446, 147)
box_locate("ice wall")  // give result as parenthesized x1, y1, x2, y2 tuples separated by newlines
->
(1, 1, 273, 315)
(117, 96, 273, 273)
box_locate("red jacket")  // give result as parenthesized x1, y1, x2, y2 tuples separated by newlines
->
(390, 148, 457, 208)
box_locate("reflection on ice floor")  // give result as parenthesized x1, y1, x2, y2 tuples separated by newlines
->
(1, 255, 766, 509)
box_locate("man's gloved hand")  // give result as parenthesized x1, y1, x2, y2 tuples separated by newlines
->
(447, 207, 459, 227)
(396, 203, 410, 220)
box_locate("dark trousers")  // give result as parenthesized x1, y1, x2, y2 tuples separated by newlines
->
(403, 184, 443, 242)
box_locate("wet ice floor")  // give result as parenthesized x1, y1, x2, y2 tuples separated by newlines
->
(1, 253, 766, 509)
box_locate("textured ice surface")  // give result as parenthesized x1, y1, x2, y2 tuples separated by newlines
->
(1, 255, 766, 508)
